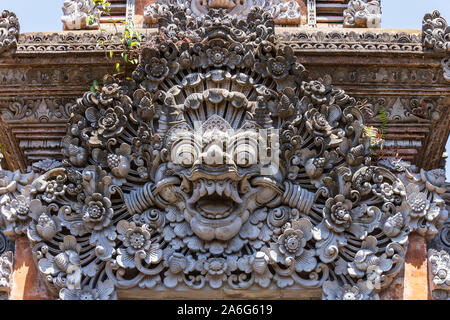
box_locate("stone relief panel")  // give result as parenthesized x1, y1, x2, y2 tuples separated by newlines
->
(428, 249, 450, 300)
(0, 6, 448, 301)
(144, 0, 303, 26)
(343, 0, 381, 28)
(1, 98, 73, 123)
(0, 10, 19, 57)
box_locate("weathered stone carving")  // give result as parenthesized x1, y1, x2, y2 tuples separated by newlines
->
(2, 98, 73, 123)
(144, 0, 302, 26)
(423, 10, 450, 53)
(343, 0, 381, 28)
(0, 10, 19, 57)
(277, 30, 421, 53)
(428, 249, 449, 300)
(0, 251, 13, 300)
(442, 57, 450, 82)
(429, 249, 449, 288)
(61, 0, 100, 30)
(0, 6, 447, 300)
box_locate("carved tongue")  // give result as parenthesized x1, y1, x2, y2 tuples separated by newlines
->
(198, 198, 232, 216)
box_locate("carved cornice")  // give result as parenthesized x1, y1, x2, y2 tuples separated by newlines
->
(423, 10, 450, 53)
(13, 29, 425, 55)
(343, 0, 382, 28)
(277, 30, 421, 53)
(0, 10, 20, 57)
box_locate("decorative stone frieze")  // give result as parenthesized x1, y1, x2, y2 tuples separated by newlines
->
(0, 10, 19, 57)
(0, 251, 13, 300)
(143, 0, 302, 26)
(277, 30, 421, 53)
(423, 10, 450, 53)
(61, 0, 100, 30)
(343, 0, 382, 28)
(2, 98, 73, 123)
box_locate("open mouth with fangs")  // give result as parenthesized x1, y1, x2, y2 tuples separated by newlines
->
(184, 178, 251, 241)
(196, 194, 234, 219)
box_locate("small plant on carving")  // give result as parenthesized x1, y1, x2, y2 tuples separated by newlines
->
(86, 0, 141, 88)
(358, 100, 385, 160)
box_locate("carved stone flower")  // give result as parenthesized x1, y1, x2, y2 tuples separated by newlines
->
(323, 195, 353, 233)
(323, 280, 378, 300)
(406, 188, 429, 218)
(203, 257, 236, 289)
(106, 143, 131, 185)
(98, 106, 127, 139)
(116, 220, 162, 268)
(305, 108, 335, 139)
(269, 218, 317, 272)
(348, 236, 392, 278)
(206, 46, 228, 67)
(164, 253, 195, 288)
(1, 192, 34, 237)
(5, 195, 29, 221)
(65, 167, 83, 196)
(59, 280, 115, 300)
(82, 193, 113, 231)
(301, 80, 327, 105)
(99, 83, 121, 106)
(145, 57, 170, 81)
(267, 56, 290, 80)
(42, 180, 67, 203)
(38, 236, 81, 289)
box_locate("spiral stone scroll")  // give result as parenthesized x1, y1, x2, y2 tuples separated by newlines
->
(0, 6, 447, 300)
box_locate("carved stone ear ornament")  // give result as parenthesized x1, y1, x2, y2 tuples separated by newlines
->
(0, 10, 20, 57)
(0, 6, 447, 300)
(422, 10, 450, 82)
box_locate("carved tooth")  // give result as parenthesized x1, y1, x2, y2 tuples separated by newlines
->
(216, 180, 225, 196)
(230, 182, 243, 204)
(206, 180, 215, 195)
(224, 180, 231, 198)
(199, 179, 207, 197)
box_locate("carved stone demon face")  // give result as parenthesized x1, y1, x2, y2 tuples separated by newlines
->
(167, 115, 263, 241)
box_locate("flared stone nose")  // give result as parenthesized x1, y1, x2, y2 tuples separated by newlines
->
(202, 144, 225, 166)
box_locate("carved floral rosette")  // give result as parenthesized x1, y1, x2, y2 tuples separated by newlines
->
(0, 7, 448, 300)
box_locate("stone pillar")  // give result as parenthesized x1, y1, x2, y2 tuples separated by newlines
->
(9, 237, 52, 300)
(403, 233, 430, 300)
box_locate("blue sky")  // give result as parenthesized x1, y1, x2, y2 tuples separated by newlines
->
(1, 0, 449, 180)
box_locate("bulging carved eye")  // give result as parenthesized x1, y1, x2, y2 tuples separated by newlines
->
(233, 139, 257, 167)
(172, 140, 199, 167)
